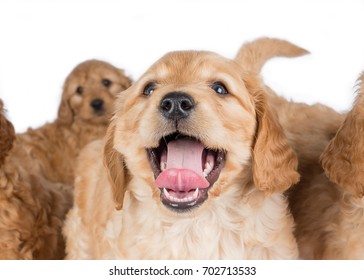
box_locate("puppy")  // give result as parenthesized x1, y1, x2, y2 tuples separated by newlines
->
(0, 100, 72, 259)
(64, 50, 300, 259)
(235, 37, 344, 176)
(11, 59, 132, 185)
(291, 73, 364, 259)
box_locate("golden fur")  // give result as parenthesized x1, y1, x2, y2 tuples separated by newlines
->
(64, 50, 300, 259)
(0, 100, 72, 259)
(234, 38, 363, 259)
(290, 73, 364, 259)
(235, 38, 345, 176)
(10, 60, 132, 185)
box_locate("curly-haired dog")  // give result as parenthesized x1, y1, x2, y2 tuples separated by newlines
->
(0, 100, 72, 259)
(64, 50, 300, 259)
(11, 60, 132, 185)
(290, 73, 364, 259)
(235, 38, 344, 176)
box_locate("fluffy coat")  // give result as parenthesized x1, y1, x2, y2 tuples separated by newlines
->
(0, 100, 72, 259)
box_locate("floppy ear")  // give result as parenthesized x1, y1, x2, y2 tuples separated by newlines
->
(117, 69, 133, 90)
(321, 82, 364, 197)
(57, 89, 74, 125)
(245, 77, 300, 194)
(103, 120, 127, 210)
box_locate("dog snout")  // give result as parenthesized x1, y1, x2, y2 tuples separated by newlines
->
(159, 92, 195, 120)
(90, 99, 104, 111)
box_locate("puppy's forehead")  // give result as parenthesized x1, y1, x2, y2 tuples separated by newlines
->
(145, 51, 241, 83)
(64, 60, 121, 91)
(68, 60, 118, 78)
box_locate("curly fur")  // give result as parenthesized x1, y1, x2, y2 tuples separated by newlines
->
(0, 101, 72, 259)
(321, 73, 364, 197)
(64, 50, 299, 260)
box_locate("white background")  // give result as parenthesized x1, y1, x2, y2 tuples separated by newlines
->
(1, 0, 364, 132)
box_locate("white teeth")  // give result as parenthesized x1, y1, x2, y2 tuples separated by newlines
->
(160, 162, 167, 171)
(193, 188, 199, 199)
(163, 188, 199, 203)
(163, 188, 169, 198)
(203, 162, 213, 177)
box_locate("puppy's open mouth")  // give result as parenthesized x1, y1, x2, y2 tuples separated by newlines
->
(147, 132, 225, 212)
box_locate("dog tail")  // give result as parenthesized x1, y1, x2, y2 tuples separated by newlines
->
(235, 37, 309, 74)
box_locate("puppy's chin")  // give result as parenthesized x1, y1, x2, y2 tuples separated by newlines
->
(77, 111, 112, 125)
(146, 132, 226, 213)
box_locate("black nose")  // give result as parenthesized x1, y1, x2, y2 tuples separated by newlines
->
(159, 92, 195, 120)
(90, 99, 104, 111)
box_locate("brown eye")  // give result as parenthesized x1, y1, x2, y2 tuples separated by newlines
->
(102, 79, 111, 87)
(143, 82, 156, 96)
(210, 82, 228, 95)
(76, 86, 83, 95)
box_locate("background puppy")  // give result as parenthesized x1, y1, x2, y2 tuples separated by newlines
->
(0, 100, 72, 259)
(10, 59, 131, 185)
(291, 73, 364, 259)
(65, 50, 299, 259)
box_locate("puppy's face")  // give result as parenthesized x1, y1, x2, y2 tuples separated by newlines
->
(105, 51, 299, 213)
(58, 60, 131, 125)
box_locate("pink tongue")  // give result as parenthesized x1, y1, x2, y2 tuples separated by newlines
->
(155, 138, 209, 192)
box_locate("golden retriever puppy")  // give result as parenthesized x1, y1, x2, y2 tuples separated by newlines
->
(0, 100, 72, 259)
(64, 50, 300, 259)
(290, 73, 364, 259)
(235, 37, 344, 176)
(11, 60, 132, 185)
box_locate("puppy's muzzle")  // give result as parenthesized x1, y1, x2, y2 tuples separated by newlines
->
(159, 92, 195, 120)
(148, 91, 226, 212)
